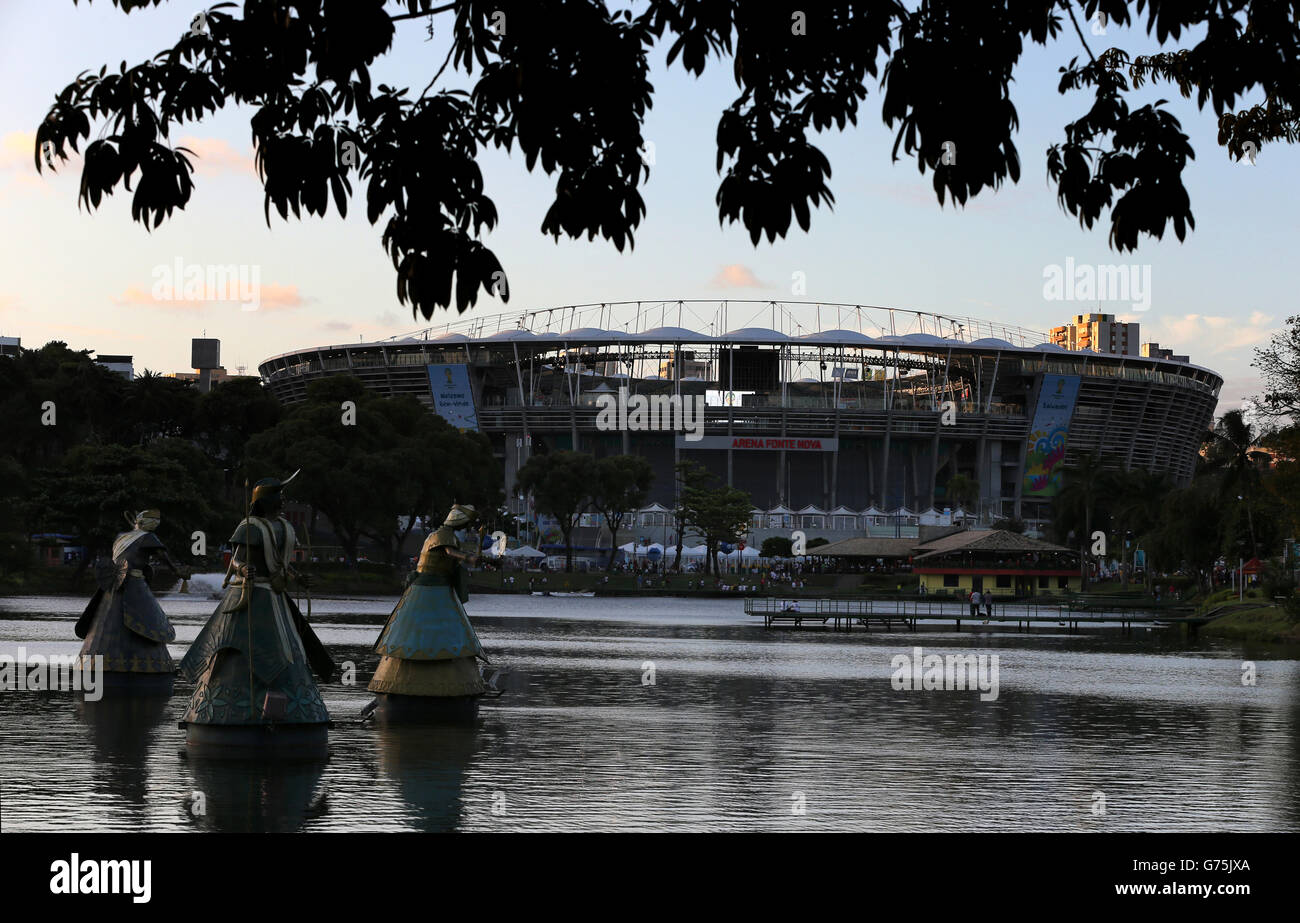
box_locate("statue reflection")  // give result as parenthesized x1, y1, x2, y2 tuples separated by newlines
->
(376, 721, 483, 832)
(182, 756, 329, 832)
(75, 693, 171, 813)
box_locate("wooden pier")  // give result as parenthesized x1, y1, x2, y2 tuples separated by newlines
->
(745, 597, 1201, 633)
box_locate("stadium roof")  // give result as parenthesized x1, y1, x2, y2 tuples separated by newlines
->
(258, 301, 1218, 378)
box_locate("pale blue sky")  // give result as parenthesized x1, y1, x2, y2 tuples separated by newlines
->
(1, 2, 1294, 411)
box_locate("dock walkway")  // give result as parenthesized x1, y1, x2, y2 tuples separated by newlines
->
(746, 597, 1202, 633)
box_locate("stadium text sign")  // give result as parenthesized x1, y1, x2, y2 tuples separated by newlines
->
(675, 435, 839, 451)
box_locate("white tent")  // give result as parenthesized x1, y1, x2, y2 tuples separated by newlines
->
(504, 544, 546, 558)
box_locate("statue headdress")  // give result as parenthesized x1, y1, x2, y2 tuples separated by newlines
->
(442, 504, 477, 529)
(251, 469, 300, 505)
(124, 508, 161, 531)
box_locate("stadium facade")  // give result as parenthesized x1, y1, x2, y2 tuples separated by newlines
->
(259, 301, 1222, 531)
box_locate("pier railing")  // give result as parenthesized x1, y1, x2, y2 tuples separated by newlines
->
(744, 596, 1182, 632)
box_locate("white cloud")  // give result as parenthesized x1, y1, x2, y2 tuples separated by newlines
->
(709, 264, 771, 289)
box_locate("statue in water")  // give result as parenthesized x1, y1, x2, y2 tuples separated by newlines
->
(180, 474, 334, 757)
(366, 504, 487, 721)
(75, 508, 191, 695)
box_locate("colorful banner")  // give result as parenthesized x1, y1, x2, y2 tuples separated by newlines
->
(1022, 374, 1080, 497)
(426, 363, 479, 431)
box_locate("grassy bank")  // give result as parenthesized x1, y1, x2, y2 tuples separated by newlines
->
(1200, 600, 1300, 644)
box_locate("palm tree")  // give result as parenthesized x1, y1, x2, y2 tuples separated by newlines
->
(1112, 468, 1173, 589)
(1205, 410, 1268, 558)
(943, 473, 979, 511)
(1054, 452, 1117, 589)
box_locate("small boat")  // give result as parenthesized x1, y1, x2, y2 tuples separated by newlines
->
(531, 590, 595, 598)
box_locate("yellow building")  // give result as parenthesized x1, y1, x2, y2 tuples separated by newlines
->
(912, 530, 1081, 597)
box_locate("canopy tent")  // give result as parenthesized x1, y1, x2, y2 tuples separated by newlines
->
(503, 544, 546, 558)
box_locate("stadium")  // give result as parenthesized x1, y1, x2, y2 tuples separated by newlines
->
(259, 300, 1222, 541)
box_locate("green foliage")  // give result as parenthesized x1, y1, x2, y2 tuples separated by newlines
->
(1260, 560, 1297, 600)
(676, 461, 752, 575)
(591, 455, 655, 572)
(1255, 316, 1300, 420)
(762, 536, 793, 557)
(516, 450, 598, 572)
(943, 474, 979, 509)
(194, 376, 283, 471)
(25, 440, 221, 564)
(247, 376, 501, 563)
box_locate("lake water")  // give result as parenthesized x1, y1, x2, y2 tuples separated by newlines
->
(1, 591, 1297, 832)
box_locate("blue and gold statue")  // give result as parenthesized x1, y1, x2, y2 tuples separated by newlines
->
(366, 504, 486, 721)
(75, 508, 190, 695)
(180, 474, 334, 757)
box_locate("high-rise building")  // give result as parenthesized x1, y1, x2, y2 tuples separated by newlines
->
(95, 354, 134, 379)
(1049, 313, 1139, 356)
(0, 336, 19, 357)
(1140, 342, 1190, 363)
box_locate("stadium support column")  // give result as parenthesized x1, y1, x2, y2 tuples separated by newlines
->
(930, 348, 951, 510)
(977, 421, 990, 521)
(829, 403, 841, 507)
(878, 349, 897, 508)
(511, 342, 533, 491)
(928, 422, 941, 509)
(880, 416, 892, 510)
(866, 448, 875, 507)
(778, 404, 787, 504)
(726, 347, 735, 488)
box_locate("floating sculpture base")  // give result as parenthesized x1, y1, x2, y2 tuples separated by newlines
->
(93, 671, 175, 696)
(183, 722, 329, 760)
(367, 693, 480, 724)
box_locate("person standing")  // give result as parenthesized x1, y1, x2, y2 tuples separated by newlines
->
(983, 589, 994, 623)
(969, 588, 980, 619)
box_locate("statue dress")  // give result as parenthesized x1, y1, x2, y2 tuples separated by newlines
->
(180, 479, 334, 756)
(367, 506, 486, 721)
(75, 511, 185, 695)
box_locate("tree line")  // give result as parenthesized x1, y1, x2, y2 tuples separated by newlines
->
(0, 343, 501, 574)
(1051, 412, 1300, 594)
(1050, 315, 1300, 595)
(515, 453, 752, 574)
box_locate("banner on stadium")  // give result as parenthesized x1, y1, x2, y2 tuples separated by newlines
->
(1022, 373, 1081, 497)
(426, 363, 479, 431)
(676, 435, 838, 451)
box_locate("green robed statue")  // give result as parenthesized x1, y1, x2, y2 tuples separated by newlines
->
(180, 474, 334, 755)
